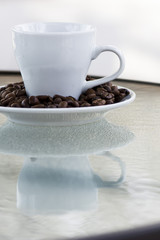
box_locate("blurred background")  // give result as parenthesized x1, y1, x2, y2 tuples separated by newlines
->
(0, 0, 159, 83)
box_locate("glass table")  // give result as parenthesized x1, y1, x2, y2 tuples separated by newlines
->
(0, 74, 160, 240)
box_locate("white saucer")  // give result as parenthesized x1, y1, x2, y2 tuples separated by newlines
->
(0, 86, 135, 126)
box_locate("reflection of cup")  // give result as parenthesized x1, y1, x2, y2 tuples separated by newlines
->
(17, 156, 98, 214)
(17, 154, 125, 215)
(12, 22, 124, 99)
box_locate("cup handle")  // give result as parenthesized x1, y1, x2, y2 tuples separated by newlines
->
(83, 45, 125, 92)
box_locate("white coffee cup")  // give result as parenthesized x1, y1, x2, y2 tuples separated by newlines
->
(12, 22, 125, 99)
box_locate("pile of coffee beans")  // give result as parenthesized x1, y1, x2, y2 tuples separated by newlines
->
(0, 80, 129, 108)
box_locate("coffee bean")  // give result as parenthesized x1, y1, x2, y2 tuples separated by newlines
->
(66, 96, 77, 101)
(80, 102, 91, 107)
(48, 96, 54, 103)
(1, 97, 15, 106)
(16, 89, 26, 97)
(5, 87, 15, 92)
(47, 104, 57, 108)
(102, 84, 112, 92)
(21, 98, 30, 108)
(5, 92, 16, 99)
(53, 94, 66, 101)
(106, 99, 114, 104)
(29, 96, 40, 105)
(119, 88, 130, 95)
(10, 102, 21, 107)
(105, 93, 114, 100)
(115, 93, 126, 102)
(6, 84, 13, 88)
(0, 87, 5, 92)
(106, 82, 112, 87)
(53, 97, 62, 104)
(58, 101, 68, 108)
(100, 92, 109, 99)
(85, 88, 96, 95)
(1, 91, 10, 98)
(31, 104, 45, 108)
(13, 81, 23, 85)
(79, 94, 86, 101)
(92, 99, 106, 106)
(96, 88, 107, 96)
(86, 93, 97, 101)
(37, 95, 49, 101)
(14, 85, 22, 90)
(67, 100, 79, 107)
(111, 86, 120, 95)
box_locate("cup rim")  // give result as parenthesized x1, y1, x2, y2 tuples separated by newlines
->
(12, 22, 96, 35)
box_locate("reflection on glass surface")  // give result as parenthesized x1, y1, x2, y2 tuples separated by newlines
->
(0, 119, 134, 156)
(17, 154, 125, 215)
(0, 119, 133, 215)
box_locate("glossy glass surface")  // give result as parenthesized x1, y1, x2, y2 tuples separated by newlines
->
(0, 75, 160, 240)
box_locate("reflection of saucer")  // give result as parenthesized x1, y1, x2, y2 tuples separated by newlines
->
(0, 119, 134, 156)
(0, 86, 135, 126)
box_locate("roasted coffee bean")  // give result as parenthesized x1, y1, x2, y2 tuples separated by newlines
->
(53, 97, 62, 104)
(19, 96, 26, 101)
(8, 99, 16, 107)
(48, 96, 54, 103)
(111, 86, 120, 95)
(1, 97, 15, 106)
(86, 93, 97, 101)
(105, 93, 114, 100)
(21, 98, 30, 108)
(47, 101, 53, 105)
(0, 87, 5, 92)
(105, 81, 112, 87)
(1, 90, 10, 98)
(6, 83, 13, 88)
(31, 104, 45, 108)
(53, 94, 66, 101)
(85, 88, 96, 95)
(100, 92, 109, 99)
(79, 94, 86, 101)
(119, 88, 130, 95)
(67, 100, 79, 107)
(86, 76, 95, 81)
(29, 96, 40, 105)
(100, 83, 112, 92)
(37, 95, 49, 101)
(106, 99, 114, 104)
(5, 87, 15, 92)
(104, 85, 112, 92)
(72, 101, 79, 107)
(80, 102, 91, 107)
(96, 88, 107, 96)
(115, 93, 126, 102)
(16, 89, 26, 97)
(47, 104, 57, 108)
(66, 96, 77, 101)
(14, 84, 22, 89)
(58, 101, 68, 108)
(92, 99, 106, 106)
(16, 81, 23, 85)
(10, 102, 21, 107)
(5, 92, 16, 99)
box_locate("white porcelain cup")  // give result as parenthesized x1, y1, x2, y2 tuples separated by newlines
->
(12, 22, 125, 99)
